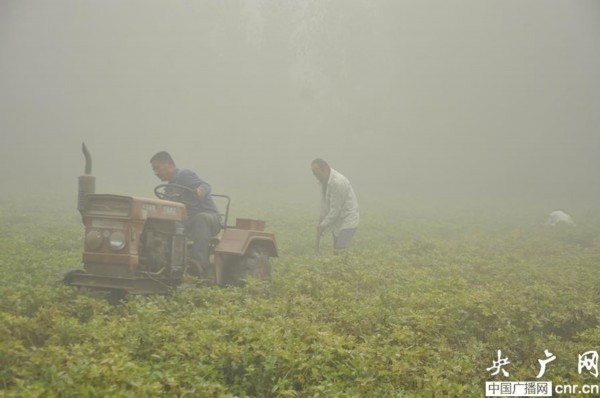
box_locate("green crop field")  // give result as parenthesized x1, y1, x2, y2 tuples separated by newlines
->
(2, 195, 600, 397)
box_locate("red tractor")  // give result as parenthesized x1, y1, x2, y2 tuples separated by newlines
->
(64, 144, 277, 296)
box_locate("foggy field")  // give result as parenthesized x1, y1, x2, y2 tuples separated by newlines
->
(1, 2, 599, 394)
(2, 196, 600, 396)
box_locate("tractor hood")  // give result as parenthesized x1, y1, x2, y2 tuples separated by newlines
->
(83, 194, 186, 221)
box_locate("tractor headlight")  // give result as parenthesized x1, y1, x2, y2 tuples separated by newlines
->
(85, 230, 103, 250)
(109, 231, 127, 251)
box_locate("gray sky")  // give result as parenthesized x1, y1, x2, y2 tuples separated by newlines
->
(1, 0, 599, 206)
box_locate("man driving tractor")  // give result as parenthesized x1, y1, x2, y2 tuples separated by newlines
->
(150, 151, 221, 273)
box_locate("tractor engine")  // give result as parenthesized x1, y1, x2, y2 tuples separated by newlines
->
(139, 219, 186, 278)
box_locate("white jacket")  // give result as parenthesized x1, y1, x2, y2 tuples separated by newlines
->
(319, 168, 359, 236)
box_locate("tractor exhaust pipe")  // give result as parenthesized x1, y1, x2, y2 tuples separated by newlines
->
(78, 142, 96, 213)
(83, 142, 92, 174)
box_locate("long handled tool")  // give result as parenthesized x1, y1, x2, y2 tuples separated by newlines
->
(315, 230, 322, 255)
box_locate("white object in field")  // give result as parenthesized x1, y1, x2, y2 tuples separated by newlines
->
(545, 210, 576, 227)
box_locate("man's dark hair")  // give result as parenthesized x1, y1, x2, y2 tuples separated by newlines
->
(311, 158, 329, 169)
(150, 151, 175, 165)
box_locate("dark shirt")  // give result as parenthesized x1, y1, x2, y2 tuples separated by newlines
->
(168, 168, 219, 217)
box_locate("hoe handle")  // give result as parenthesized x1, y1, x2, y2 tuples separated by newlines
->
(315, 231, 322, 255)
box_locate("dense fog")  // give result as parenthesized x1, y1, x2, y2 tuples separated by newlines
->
(1, 0, 599, 207)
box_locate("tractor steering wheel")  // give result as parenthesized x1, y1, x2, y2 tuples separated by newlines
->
(154, 183, 197, 206)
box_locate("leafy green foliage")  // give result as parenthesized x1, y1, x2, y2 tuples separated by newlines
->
(1, 196, 600, 396)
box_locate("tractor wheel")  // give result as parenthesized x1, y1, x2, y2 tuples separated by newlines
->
(233, 245, 271, 285)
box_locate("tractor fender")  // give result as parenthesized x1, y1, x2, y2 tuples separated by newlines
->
(215, 229, 278, 257)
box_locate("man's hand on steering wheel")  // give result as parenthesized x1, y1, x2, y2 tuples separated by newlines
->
(154, 183, 198, 206)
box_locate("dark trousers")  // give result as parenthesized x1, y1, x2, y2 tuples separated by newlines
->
(333, 228, 356, 250)
(186, 212, 222, 265)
